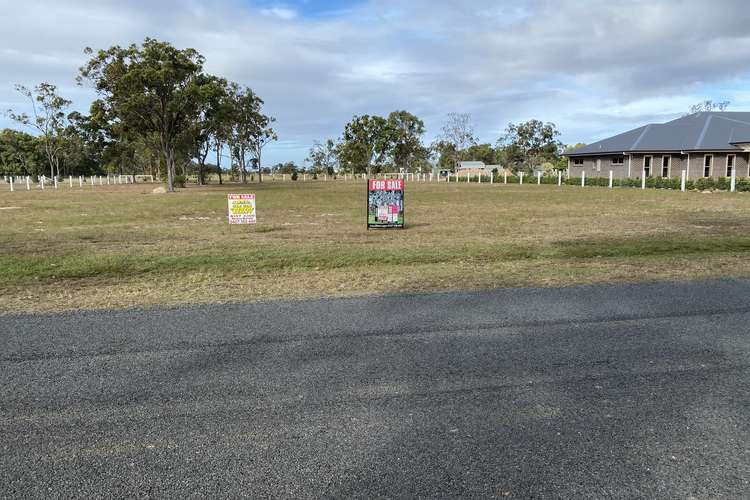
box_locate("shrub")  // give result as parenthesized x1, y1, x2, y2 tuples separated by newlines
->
(291, 172, 299, 181)
(715, 176, 730, 191)
(173, 175, 186, 188)
(694, 177, 716, 191)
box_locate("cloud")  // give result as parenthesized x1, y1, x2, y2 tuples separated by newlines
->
(260, 6, 298, 20)
(2, 0, 750, 165)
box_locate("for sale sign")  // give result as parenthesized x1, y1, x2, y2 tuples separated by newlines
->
(228, 193, 256, 224)
(367, 179, 404, 229)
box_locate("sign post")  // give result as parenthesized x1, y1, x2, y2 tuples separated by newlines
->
(367, 178, 404, 229)
(228, 193, 257, 225)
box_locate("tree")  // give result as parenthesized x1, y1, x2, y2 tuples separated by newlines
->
(6, 82, 71, 178)
(210, 80, 236, 185)
(306, 138, 338, 175)
(78, 38, 208, 191)
(0, 129, 44, 176)
(688, 100, 730, 114)
(188, 75, 228, 185)
(497, 119, 562, 173)
(387, 110, 428, 172)
(248, 110, 277, 184)
(463, 143, 498, 165)
(338, 114, 391, 175)
(228, 85, 268, 183)
(434, 112, 476, 170)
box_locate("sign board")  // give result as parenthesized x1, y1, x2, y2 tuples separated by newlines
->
(367, 179, 404, 229)
(228, 193, 256, 224)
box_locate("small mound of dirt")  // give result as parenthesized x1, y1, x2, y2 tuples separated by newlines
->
(151, 186, 167, 194)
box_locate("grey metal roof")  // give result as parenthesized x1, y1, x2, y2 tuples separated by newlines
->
(565, 112, 750, 156)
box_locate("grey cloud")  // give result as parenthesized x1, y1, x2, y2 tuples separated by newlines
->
(2, 0, 750, 164)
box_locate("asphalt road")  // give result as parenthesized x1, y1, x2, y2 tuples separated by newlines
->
(2, 279, 750, 498)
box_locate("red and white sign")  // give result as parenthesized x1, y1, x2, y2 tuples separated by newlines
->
(228, 193, 256, 224)
(368, 179, 404, 191)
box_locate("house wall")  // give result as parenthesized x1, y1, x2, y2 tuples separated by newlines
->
(684, 152, 750, 179)
(568, 155, 628, 178)
(568, 152, 750, 179)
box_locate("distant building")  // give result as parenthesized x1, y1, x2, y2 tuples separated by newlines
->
(456, 161, 511, 177)
(564, 112, 750, 179)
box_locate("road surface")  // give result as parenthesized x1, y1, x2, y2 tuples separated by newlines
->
(1, 279, 750, 498)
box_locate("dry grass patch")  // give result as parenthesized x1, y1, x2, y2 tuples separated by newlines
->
(2, 180, 750, 313)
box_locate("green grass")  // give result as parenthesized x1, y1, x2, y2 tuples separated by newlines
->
(3, 179, 750, 312)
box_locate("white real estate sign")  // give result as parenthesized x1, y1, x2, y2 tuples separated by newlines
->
(228, 193, 256, 224)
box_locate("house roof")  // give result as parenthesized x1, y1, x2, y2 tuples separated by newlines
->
(565, 112, 750, 156)
(458, 161, 485, 169)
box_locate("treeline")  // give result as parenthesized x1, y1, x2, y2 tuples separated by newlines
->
(307, 112, 573, 175)
(3, 38, 276, 191)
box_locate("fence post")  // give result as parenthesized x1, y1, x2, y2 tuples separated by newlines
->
(581, 171, 585, 187)
(79, 176, 83, 188)
(681, 170, 686, 192)
(478, 172, 481, 184)
(9, 177, 13, 192)
(520, 172, 524, 185)
(54, 176, 58, 189)
(69, 175, 73, 188)
(504, 171, 507, 184)
(537, 172, 541, 185)
(641, 169, 646, 190)
(26, 176, 30, 190)
(41, 176, 45, 189)
(731, 168, 736, 192)
(558, 170, 562, 186)
(609, 170, 613, 189)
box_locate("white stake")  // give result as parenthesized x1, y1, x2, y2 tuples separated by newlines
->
(731, 167, 736, 192)
(41, 176, 45, 189)
(641, 169, 646, 189)
(558, 170, 562, 186)
(581, 170, 585, 187)
(69, 175, 72, 187)
(54, 177, 58, 189)
(609, 170, 613, 189)
(26, 176, 30, 190)
(9, 177, 13, 192)
(107, 176, 110, 185)
(537, 172, 541, 185)
(79, 176, 83, 187)
(504, 171, 507, 184)
(681, 169, 686, 192)
(520, 172, 524, 185)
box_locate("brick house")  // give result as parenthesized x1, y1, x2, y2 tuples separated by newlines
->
(564, 112, 750, 179)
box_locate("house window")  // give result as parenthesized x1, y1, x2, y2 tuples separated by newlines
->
(611, 157, 624, 165)
(727, 154, 735, 177)
(662, 156, 670, 178)
(704, 155, 712, 177)
(644, 156, 652, 177)
(573, 158, 584, 166)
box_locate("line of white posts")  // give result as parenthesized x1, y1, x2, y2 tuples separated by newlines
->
(4, 169, 743, 193)
(3, 174, 142, 192)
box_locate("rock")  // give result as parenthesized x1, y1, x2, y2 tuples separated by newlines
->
(152, 186, 167, 194)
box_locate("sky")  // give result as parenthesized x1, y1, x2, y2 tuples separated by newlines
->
(3, 0, 750, 166)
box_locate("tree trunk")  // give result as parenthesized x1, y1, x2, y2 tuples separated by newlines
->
(216, 143, 223, 185)
(165, 147, 175, 192)
(240, 145, 247, 184)
(257, 150, 262, 183)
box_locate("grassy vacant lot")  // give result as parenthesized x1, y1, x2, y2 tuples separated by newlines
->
(3, 179, 750, 313)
